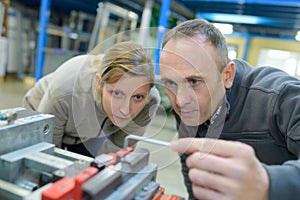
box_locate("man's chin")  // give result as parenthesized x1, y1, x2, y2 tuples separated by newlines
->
(180, 117, 201, 126)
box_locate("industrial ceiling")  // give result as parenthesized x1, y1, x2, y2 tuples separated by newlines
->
(177, 0, 300, 38)
(11, 0, 300, 38)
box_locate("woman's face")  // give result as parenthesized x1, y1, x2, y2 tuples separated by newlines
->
(101, 74, 150, 127)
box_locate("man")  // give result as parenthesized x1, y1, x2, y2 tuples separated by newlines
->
(160, 18, 300, 200)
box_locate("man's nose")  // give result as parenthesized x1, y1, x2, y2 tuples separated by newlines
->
(175, 85, 191, 107)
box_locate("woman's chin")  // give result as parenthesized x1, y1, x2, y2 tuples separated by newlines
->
(113, 117, 131, 127)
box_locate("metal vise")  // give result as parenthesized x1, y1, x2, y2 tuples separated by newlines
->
(0, 108, 183, 200)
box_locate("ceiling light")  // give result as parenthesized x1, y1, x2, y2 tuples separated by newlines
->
(213, 23, 233, 34)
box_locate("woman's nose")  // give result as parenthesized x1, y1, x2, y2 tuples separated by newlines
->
(119, 100, 130, 116)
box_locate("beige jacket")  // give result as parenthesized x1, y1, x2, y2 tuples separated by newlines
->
(23, 55, 160, 154)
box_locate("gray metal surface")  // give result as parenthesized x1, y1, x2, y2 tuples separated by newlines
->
(82, 167, 122, 200)
(0, 108, 54, 155)
(0, 108, 175, 200)
(0, 142, 55, 182)
(106, 163, 158, 200)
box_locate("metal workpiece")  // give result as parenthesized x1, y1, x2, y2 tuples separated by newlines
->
(24, 151, 73, 172)
(0, 108, 54, 155)
(121, 148, 150, 173)
(15, 180, 38, 192)
(103, 148, 158, 200)
(82, 150, 158, 200)
(0, 142, 55, 182)
(82, 167, 122, 200)
(133, 181, 160, 200)
(106, 163, 158, 200)
(0, 179, 31, 200)
(91, 153, 115, 170)
(52, 160, 91, 179)
(54, 148, 94, 163)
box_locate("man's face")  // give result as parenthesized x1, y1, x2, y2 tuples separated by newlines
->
(160, 37, 226, 126)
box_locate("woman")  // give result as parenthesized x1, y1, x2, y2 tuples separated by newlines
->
(23, 42, 160, 157)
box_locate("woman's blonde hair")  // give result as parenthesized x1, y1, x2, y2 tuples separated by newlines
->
(100, 41, 155, 89)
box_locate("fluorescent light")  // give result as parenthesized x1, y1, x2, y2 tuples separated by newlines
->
(213, 23, 233, 34)
(197, 13, 284, 25)
(295, 31, 300, 41)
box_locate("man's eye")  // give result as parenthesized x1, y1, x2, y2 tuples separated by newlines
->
(188, 79, 204, 87)
(189, 79, 199, 85)
(133, 95, 144, 101)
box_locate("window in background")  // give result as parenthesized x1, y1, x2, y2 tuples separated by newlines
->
(257, 49, 300, 78)
(228, 45, 238, 60)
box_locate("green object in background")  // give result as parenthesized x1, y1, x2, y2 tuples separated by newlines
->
(156, 84, 172, 115)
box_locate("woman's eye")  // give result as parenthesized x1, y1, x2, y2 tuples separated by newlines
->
(112, 90, 121, 97)
(133, 95, 144, 101)
(164, 80, 177, 89)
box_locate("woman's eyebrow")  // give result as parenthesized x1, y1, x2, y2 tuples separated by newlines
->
(132, 91, 148, 96)
(161, 77, 172, 82)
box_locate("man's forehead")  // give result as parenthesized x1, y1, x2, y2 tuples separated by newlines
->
(163, 35, 207, 52)
(163, 38, 215, 60)
(160, 63, 204, 80)
(160, 37, 219, 78)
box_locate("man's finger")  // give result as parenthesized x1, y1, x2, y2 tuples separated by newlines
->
(170, 137, 246, 157)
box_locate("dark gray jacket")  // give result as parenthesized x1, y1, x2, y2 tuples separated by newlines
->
(176, 59, 300, 200)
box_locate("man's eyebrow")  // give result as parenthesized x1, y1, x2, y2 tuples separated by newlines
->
(185, 75, 204, 81)
(161, 75, 204, 82)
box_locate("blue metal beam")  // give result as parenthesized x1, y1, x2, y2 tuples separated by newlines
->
(155, 0, 171, 76)
(35, 0, 51, 81)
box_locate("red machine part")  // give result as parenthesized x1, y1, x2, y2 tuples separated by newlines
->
(152, 187, 184, 200)
(104, 147, 134, 166)
(41, 177, 74, 200)
(42, 167, 98, 200)
(74, 167, 99, 200)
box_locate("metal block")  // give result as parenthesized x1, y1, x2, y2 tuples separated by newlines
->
(121, 148, 149, 173)
(0, 108, 54, 155)
(24, 152, 73, 172)
(82, 167, 122, 200)
(106, 163, 158, 200)
(52, 160, 91, 179)
(54, 148, 94, 163)
(0, 179, 30, 200)
(133, 181, 160, 200)
(0, 142, 55, 182)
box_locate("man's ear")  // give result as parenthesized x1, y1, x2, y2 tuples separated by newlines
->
(222, 61, 236, 89)
(95, 73, 102, 93)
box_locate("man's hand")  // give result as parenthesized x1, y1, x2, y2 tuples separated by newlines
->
(171, 138, 269, 200)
